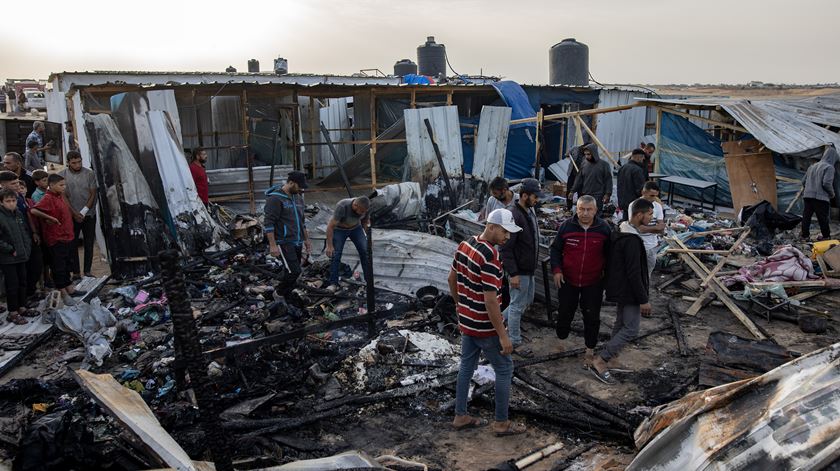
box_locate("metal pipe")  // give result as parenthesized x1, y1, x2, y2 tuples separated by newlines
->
(423, 118, 456, 210)
(365, 219, 376, 338)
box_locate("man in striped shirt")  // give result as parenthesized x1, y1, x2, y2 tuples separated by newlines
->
(448, 209, 527, 436)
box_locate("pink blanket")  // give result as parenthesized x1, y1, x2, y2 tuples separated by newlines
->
(724, 246, 818, 286)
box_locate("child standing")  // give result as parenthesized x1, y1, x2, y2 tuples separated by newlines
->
(31, 174, 86, 305)
(31, 170, 48, 203)
(0, 189, 32, 324)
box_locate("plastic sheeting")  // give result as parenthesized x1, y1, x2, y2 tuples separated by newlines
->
(55, 298, 117, 366)
(656, 113, 806, 210)
(491, 81, 536, 179)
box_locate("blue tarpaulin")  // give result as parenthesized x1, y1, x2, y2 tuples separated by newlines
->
(656, 113, 805, 210)
(491, 81, 536, 179)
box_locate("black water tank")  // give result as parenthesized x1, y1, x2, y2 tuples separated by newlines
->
(394, 59, 418, 77)
(417, 36, 446, 77)
(248, 59, 260, 73)
(549, 38, 589, 86)
(225, 65, 237, 73)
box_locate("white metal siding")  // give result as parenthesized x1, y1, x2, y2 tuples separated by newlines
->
(594, 90, 649, 158)
(472, 106, 511, 182)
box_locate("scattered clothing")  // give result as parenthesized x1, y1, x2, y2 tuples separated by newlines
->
(724, 246, 819, 286)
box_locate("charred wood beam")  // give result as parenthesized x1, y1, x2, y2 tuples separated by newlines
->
(205, 305, 409, 357)
(160, 249, 234, 471)
(667, 302, 691, 356)
(549, 443, 596, 471)
(534, 372, 633, 426)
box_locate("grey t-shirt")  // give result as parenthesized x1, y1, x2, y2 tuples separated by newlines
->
(482, 193, 518, 220)
(333, 198, 365, 229)
(59, 167, 97, 214)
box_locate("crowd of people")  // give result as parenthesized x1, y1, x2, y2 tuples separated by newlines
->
(0, 122, 97, 325)
(447, 144, 669, 436)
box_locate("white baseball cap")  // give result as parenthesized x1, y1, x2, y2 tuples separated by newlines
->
(486, 208, 522, 232)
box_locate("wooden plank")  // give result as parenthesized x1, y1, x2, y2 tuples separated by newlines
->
(667, 239, 765, 339)
(723, 140, 777, 213)
(71, 370, 193, 470)
(747, 280, 840, 288)
(701, 228, 751, 287)
(665, 248, 731, 255)
(509, 103, 641, 125)
(658, 106, 748, 133)
(786, 185, 804, 212)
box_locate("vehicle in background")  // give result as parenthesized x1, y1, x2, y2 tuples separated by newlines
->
(22, 89, 46, 111)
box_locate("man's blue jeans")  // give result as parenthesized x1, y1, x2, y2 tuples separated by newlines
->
(502, 275, 535, 345)
(455, 334, 514, 422)
(329, 225, 370, 284)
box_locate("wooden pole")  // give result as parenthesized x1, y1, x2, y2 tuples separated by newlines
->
(309, 96, 318, 177)
(700, 228, 751, 288)
(658, 106, 747, 133)
(654, 109, 662, 173)
(410, 89, 416, 109)
(510, 103, 641, 125)
(369, 90, 377, 191)
(292, 90, 301, 171)
(534, 108, 543, 180)
(241, 89, 255, 215)
(786, 185, 804, 213)
(575, 116, 617, 167)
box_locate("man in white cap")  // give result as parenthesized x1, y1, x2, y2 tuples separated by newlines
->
(448, 208, 527, 436)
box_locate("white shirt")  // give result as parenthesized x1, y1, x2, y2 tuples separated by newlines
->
(629, 200, 664, 250)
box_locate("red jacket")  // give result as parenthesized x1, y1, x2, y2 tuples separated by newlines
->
(33, 191, 74, 246)
(549, 215, 611, 287)
(189, 161, 209, 204)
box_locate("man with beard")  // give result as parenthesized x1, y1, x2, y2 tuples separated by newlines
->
(499, 178, 543, 358)
(264, 171, 312, 296)
(571, 144, 612, 211)
(189, 147, 210, 205)
(617, 149, 647, 221)
(479, 177, 517, 221)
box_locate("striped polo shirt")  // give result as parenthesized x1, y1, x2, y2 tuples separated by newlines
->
(452, 236, 504, 337)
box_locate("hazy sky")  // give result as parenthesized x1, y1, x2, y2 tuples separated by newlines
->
(2, 0, 838, 85)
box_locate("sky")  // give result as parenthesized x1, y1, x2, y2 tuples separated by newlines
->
(2, 0, 838, 85)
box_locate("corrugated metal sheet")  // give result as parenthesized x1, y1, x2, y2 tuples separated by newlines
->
(206, 165, 295, 198)
(317, 97, 353, 178)
(405, 106, 463, 184)
(641, 96, 840, 154)
(594, 90, 650, 156)
(209, 96, 243, 168)
(629, 340, 840, 470)
(308, 209, 457, 296)
(472, 106, 512, 182)
(50, 72, 402, 93)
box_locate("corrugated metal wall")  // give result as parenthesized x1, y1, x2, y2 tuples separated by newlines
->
(316, 97, 353, 178)
(593, 90, 650, 157)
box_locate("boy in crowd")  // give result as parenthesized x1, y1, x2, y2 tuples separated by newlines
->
(31, 174, 86, 304)
(0, 189, 32, 324)
(31, 170, 48, 203)
(631, 181, 665, 281)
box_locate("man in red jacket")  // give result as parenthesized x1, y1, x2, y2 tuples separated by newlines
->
(550, 195, 611, 366)
(189, 147, 209, 205)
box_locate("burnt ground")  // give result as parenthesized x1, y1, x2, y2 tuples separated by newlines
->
(1, 261, 838, 470)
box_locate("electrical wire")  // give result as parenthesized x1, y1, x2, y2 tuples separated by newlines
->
(444, 52, 472, 84)
(177, 81, 233, 108)
(589, 71, 661, 97)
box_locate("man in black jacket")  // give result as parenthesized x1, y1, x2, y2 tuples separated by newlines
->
(590, 198, 653, 385)
(617, 149, 647, 221)
(499, 178, 543, 357)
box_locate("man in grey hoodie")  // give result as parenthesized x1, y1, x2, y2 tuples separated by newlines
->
(801, 145, 838, 240)
(571, 144, 613, 211)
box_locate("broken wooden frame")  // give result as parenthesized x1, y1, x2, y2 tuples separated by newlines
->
(664, 229, 767, 340)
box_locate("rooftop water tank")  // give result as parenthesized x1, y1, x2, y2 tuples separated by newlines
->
(225, 65, 237, 73)
(417, 36, 446, 77)
(549, 38, 589, 86)
(248, 59, 260, 73)
(394, 59, 418, 77)
(274, 57, 288, 75)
